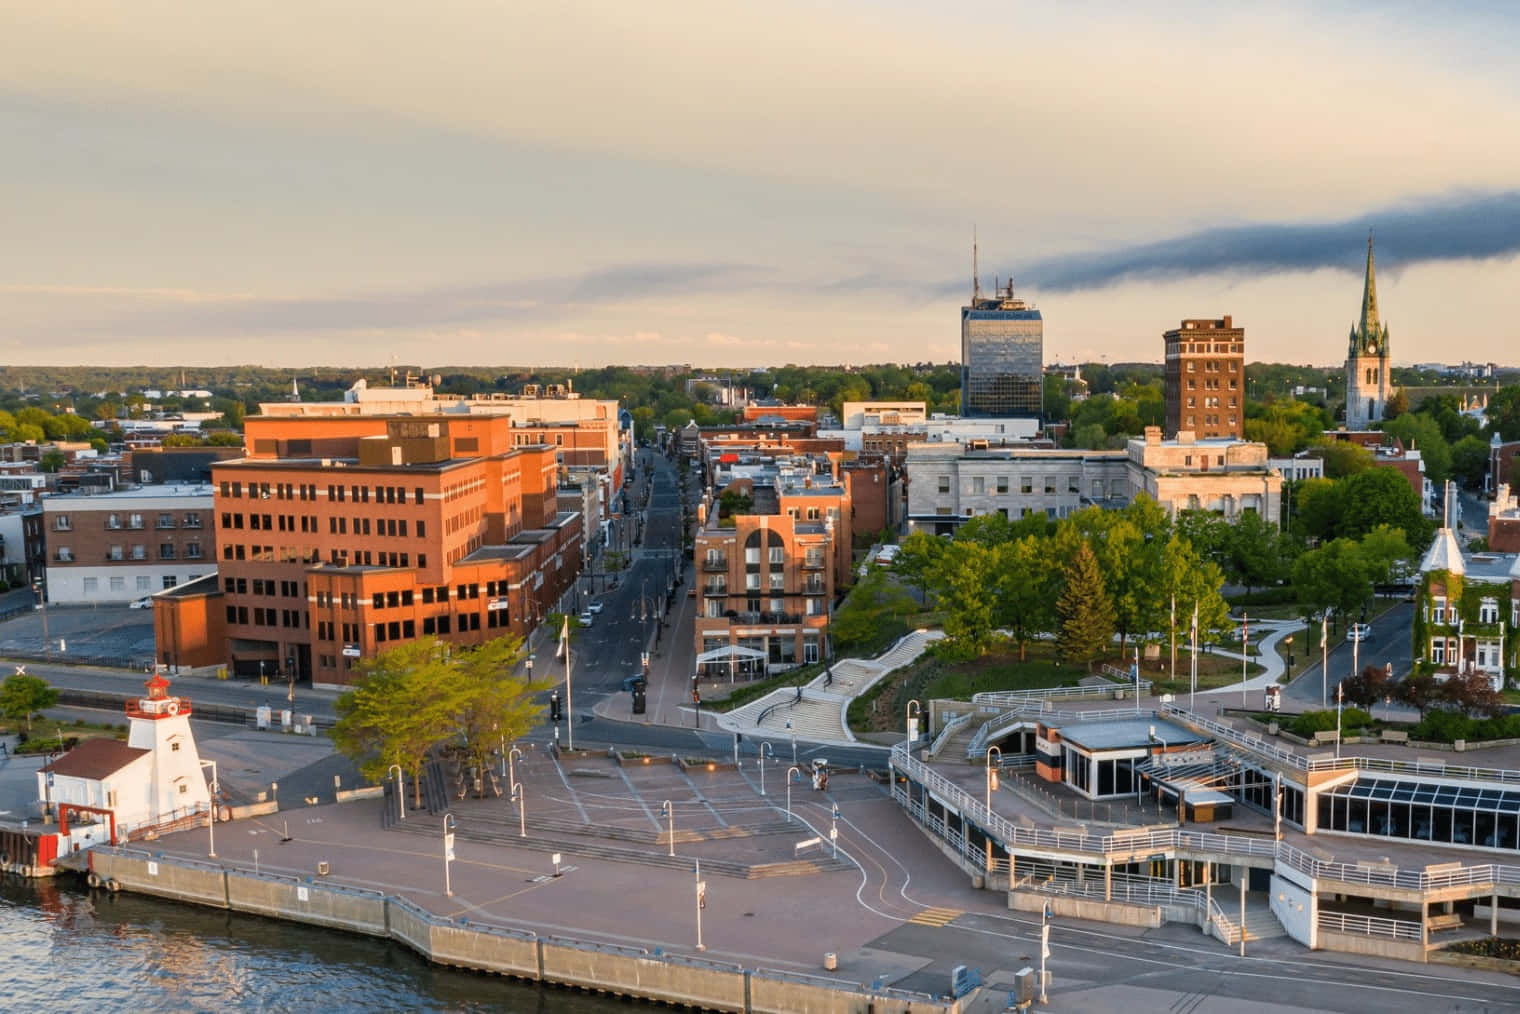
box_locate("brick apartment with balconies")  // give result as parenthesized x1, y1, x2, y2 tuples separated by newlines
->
(692, 460, 851, 680)
(153, 413, 581, 687)
(42, 487, 215, 603)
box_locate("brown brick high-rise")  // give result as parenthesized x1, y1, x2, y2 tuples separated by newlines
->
(1164, 316, 1245, 439)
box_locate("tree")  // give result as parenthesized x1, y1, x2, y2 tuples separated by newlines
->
(933, 541, 998, 657)
(1486, 385, 1520, 442)
(1382, 388, 1409, 420)
(1442, 671, 1504, 719)
(992, 536, 1056, 661)
(1339, 468, 1429, 547)
(331, 639, 464, 807)
(0, 673, 58, 733)
(1291, 478, 1344, 544)
(1382, 412, 1450, 484)
(1310, 441, 1374, 479)
(1055, 543, 1113, 668)
(1339, 664, 1392, 710)
(1292, 538, 1370, 623)
(895, 530, 943, 602)
(1224, 509, 1282, 594)
(449, 637, 549, 789)
(1356, 525, 1413, 589)
(1450, 435, 1491, 489)
(39, 449, 66, 473)
(1397, 672, 1442, 718)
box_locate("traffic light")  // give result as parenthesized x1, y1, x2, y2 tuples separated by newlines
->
(550, 691, 562, 722)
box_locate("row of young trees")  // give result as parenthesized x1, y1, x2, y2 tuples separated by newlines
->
(1340, 663, 1502, 720)
(331, 636, 547, 806)
(896, 497, 1233, 665)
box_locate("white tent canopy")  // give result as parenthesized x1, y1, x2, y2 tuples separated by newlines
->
(695, 646, 767, 665)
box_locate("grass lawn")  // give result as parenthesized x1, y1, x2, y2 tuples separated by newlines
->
(1145, 652, 1266, 695)
(849, 643, 1093, 735)
(4, 716, 129, 755)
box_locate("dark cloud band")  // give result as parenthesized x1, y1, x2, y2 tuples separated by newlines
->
(1017, 190, 1520, 291)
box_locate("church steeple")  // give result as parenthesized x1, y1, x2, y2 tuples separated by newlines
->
(1349, 232, 1388, 358)
(1359, 233, 1379, 339)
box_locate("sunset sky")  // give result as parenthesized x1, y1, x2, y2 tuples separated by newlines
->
(3, 1, 1518, 368)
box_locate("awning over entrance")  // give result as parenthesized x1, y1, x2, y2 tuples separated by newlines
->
(695, 646, 767, 665)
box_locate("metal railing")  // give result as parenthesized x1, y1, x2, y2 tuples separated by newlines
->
(927, 711, 973, 758)
(1317, 910, 1422, 941)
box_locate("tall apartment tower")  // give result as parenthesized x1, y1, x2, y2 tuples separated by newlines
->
(1344, 235, 1393, 430)
(961, 271, 1044, 421)
(1163, 317, 1245, 440)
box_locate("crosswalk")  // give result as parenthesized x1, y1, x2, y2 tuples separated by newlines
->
(907, 907, 961, 927)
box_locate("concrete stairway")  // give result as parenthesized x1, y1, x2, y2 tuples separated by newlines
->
(1210, 897, 1287, 944)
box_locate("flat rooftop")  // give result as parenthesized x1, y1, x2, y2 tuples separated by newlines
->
(1056, 717, 1204, 753)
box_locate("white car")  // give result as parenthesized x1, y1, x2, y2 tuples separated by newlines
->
(587, 602, 604, 615)
(578, 611, 594, 627)
(1347, 623, 1371, 643)
(129, 596, 154, 609)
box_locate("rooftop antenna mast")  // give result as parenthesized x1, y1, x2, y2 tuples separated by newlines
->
(972, 227, 981, 302)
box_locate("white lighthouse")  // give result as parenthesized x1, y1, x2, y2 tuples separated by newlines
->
(38, 674, 212, 854)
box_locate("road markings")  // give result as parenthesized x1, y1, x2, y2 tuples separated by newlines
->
(908, 907, 960, 927)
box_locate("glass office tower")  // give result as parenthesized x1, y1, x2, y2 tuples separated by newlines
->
(961, 282, 1043, 419)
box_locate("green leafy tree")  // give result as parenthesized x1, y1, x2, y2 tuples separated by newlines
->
(1224, 509, 1282, 594)
(40, 449, 66, 473)
(992, 536, 1056, 661)
(1356, 524, 1413, 588)
(1311, 440, 1375, 479)
(1450, 435, 1491, 489)
(1291, 538, 1370, 623)
(895, 530, 944, 601)
(450, 636, 550, 785)
(1381, 412, 1451, 484)
(1055, 543, 1114, 668)
(1290, 478, 1344, 544)
(331, 639, 464, 807)
(1486, 385, 1520, 441)
(933, 541, 998, 657)
(0, 673, 59, 733)
(1338, 468, 1429, 547)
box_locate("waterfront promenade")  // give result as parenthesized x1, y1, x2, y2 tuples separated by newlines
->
(105, 745, 1520, 1013)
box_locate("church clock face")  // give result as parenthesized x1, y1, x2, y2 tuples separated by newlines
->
(1366, 338, 1378, 355)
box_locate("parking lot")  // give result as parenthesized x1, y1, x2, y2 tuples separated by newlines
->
(0, 602, 156, 668)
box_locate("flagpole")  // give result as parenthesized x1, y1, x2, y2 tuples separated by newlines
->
(563, 616, 575, 751)
(1190, 602, 1198, 713)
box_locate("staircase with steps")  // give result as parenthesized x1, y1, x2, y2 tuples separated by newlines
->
(1208, 897, 1287, 944)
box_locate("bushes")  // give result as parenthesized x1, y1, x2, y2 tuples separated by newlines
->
(1287, 708, 1370, 738)
(1410, 710, 1520, 744)
(1225, 587, 1298, 607)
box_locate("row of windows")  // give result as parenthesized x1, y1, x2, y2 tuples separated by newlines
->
(221, 543, 422, 569)
(227, 605, 306, 628)
(1185, 397, 1238, 409)
(1182, 415, 1238, 429)
(82, 574, 185, 594)
(1184, 378, 1238, 391)
(1426, 597, 1517, 626)
(938, 474, 1084, 495)
(224, 577, 304, 597)
(1184, 358, 1239, 371)
(220, 480, 425, 505)
(52, 512, 202, 532)
(54, 543, 200, 562)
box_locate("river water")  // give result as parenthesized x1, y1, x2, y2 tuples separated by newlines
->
(1, 875, 623, 1013)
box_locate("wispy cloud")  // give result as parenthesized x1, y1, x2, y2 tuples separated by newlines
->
(1018, 190, 1520, 291)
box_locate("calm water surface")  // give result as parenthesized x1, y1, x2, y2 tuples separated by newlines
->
(0, 874, 627, 1013)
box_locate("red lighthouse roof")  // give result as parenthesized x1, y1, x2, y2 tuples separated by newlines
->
(144, 673, 172, 700)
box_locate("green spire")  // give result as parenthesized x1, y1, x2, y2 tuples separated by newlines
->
(1360, 232, 1379, 337)
(1349, 232, 1388, 357)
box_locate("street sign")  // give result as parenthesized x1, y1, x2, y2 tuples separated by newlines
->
(341, 645, 361, 658)
(793, 837, 822, 852)
(444, 832, 456, 862)
(487, 598, 510, 611)
(829, 826, 838, 841)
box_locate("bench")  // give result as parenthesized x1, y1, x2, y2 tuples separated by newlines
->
(1427, 912, 1463, 932)
(1380, 730, 1410, 744)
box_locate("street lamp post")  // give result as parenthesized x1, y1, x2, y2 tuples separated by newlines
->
(831, 804, 840, 860)
(1240, 612, 1249, 709)
(662, 799, 675, 857)
(905, 699, 921, 751)
(507, 746, 523, 794)
(1335, 683, 1344, 760)
(759, 742, 773, 796)
(512, 782, 526, 838)
(787, 721, 795, 766)
(694, 858, 707, 953)
(1321, 613, 1329, 709)
(200, 759, 219, 859)
(786, 766, 801, 823)
(387, 763, 405, 822)
(985, 745, 1002, 816)
(442, 812, 456, 898)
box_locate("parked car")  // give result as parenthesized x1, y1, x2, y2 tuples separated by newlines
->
(129, 596, 154, 609)
(1346, 623, 1371, 643)
(587, 602, 604, 615)
(578, 611, 594, 627)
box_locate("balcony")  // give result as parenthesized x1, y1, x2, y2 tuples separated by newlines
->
(733, 611, 803, 626)
(802, 558, 825, 570)
(701, 558, 729, 573)
(703, 584, 728, 597)
(803, 579, 826, 594)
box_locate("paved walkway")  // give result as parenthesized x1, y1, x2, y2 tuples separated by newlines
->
(713, 630, 945, 745)
(1197, 619, 1296, 696)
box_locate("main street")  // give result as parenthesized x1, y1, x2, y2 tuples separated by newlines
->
(1282, 601, 1416, 714)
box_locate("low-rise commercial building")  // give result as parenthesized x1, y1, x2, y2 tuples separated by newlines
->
(42, 486, 216, 604)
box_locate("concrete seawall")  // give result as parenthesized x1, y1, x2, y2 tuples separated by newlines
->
(83, 848, 956, 1013)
